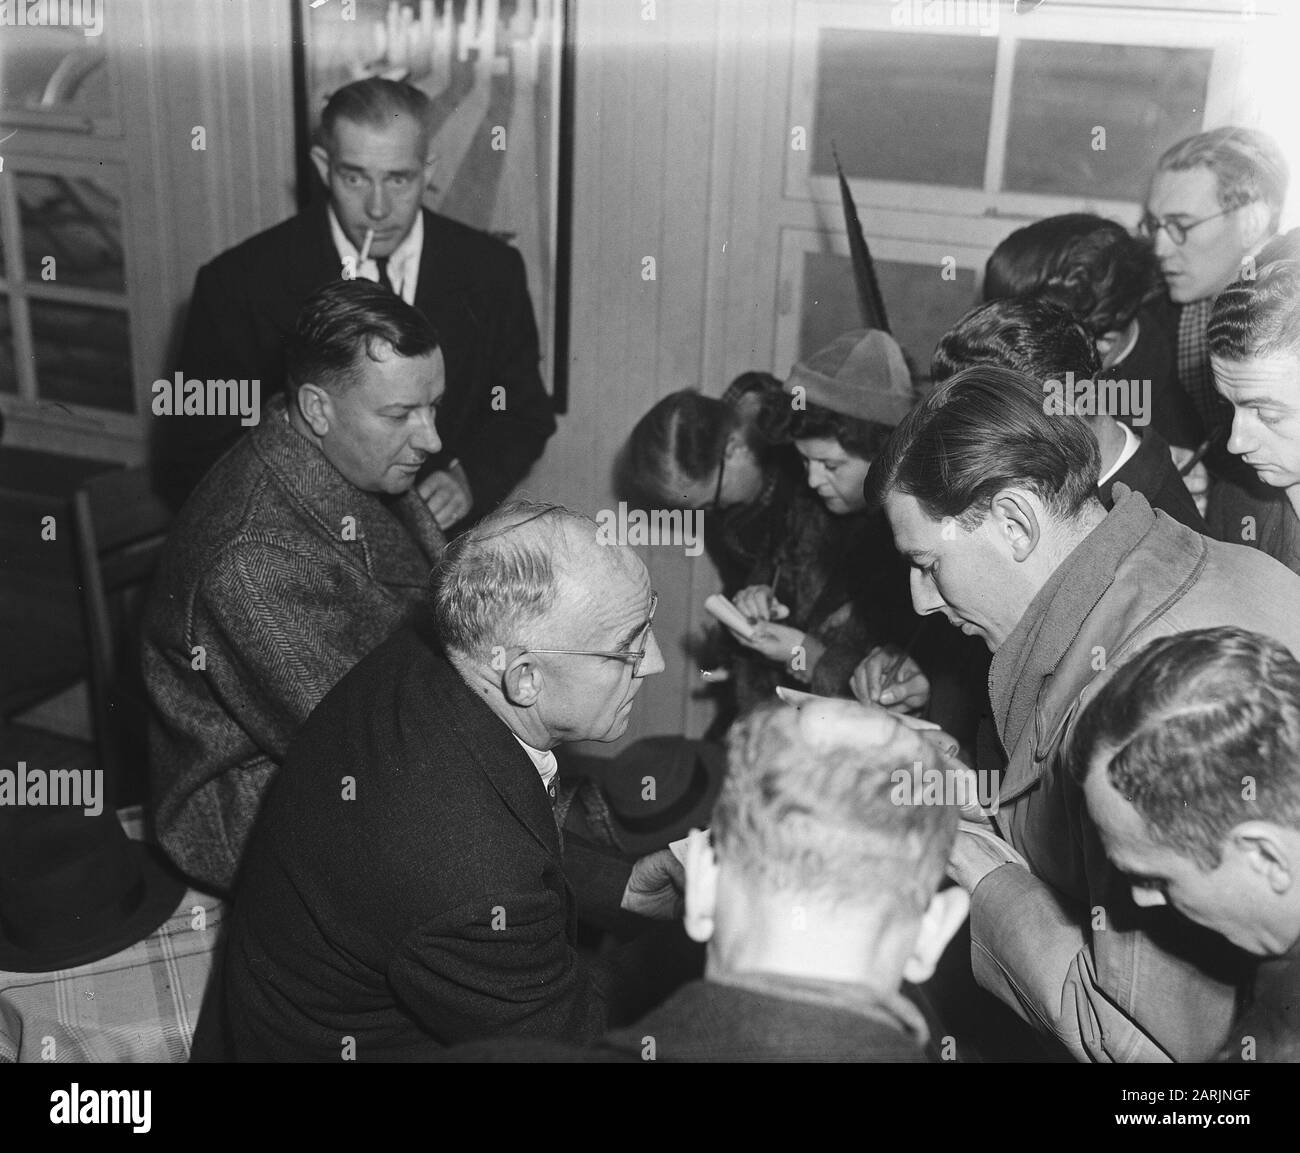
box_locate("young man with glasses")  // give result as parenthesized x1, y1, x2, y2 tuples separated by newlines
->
(1143, 127, 1288, 449)
(200, 502, 702, 1060)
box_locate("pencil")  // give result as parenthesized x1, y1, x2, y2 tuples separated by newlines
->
(882, 618, 928, 691)
(1177, 432, 1219, 477)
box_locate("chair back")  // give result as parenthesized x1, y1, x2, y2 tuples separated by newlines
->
(72, 467, 172, 799)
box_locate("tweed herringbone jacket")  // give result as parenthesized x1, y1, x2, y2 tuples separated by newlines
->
(142, 395, 446, 892)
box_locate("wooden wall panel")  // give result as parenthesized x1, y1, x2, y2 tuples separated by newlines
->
(525, 0, 791, 752)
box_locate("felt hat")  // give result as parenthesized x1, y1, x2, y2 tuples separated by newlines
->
(0, 798, 187, 973)
(560, 737, 727, 856)
(784, 329, 916, 427)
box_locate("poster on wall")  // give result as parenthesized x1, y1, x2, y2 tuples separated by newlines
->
(292, 0, 573, 409)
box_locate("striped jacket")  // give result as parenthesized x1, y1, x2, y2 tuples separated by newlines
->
(142, 395, 445, 892)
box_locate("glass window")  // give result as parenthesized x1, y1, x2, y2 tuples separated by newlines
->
(798, 251, 976, 383)
(0, 25, 113, 121)
(812, 29, 998, 188)
(17, 170, 125, 293)
(30, 300, 132, 413)
(1004, 41, 1213, 201)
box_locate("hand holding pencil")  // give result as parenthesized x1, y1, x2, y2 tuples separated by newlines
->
(850, 642, 930, 713)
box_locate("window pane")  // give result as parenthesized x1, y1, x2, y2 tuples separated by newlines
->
(18, 170, 125, 293)
(30, 300, 132, 412)
(0, 24, 113, 120)
(798, 251, 976, 383)
(1004, 41, 1212, 200)
(812, 30, 997, 188)
(0, 296, 16, 394)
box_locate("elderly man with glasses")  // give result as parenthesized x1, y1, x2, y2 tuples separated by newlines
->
(197, 502, 702, 1061)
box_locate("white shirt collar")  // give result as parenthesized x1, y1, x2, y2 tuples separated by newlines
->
(326, 207, 423, 305)
(1098, 419, 1141, 485)
(511, 734, 559, 795)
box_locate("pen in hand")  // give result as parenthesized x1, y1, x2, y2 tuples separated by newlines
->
(879, 618, 928, 699)
(1178, 431, 1220, 477)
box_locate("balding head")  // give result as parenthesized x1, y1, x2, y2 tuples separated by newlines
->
(684, 699, 970, 994)
(432, 501, 662, 747)
(432, 501, 626, 660)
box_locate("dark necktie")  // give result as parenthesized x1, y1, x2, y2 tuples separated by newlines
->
(374, 255, 394, 294)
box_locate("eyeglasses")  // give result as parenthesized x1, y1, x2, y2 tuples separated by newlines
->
(1138, 206, 1242, 247)
(526, 592, 659, 676)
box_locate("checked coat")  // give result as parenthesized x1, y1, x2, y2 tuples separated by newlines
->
(142, 394, 446, 893)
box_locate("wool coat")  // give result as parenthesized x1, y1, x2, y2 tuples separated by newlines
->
(142, 395, 446, 892)
(214, 619, 699, 1060)
(972, 487, 1300, 1062)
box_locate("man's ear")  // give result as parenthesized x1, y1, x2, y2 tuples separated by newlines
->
(296, 383, 333, 438)
(502, 654, 544, 709)
(902, 885, 969, 985)
(989, 488, 1041, 563)
(310, 144, 332, 190)
(1095, 328, 1125, 368)
(683, 829, 719, 944)
(1232, 821, 1294, 895)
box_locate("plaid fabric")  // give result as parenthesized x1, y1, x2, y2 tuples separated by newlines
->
(1177, 297, 1227, 435)
(0, 808, 223, 1063)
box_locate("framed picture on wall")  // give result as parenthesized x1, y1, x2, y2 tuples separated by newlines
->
(290, 0, 573, 411)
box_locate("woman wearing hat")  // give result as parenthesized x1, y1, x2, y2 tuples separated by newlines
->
(721, 330, 926, 708)
(624, 331, 933, 718)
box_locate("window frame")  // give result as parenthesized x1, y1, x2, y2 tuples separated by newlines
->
(788, 1, 1243, 223)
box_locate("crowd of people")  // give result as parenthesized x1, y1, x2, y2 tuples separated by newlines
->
(130, 79, 1300, 1062)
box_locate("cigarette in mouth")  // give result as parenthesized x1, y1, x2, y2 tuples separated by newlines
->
(359, 227, 375, 264)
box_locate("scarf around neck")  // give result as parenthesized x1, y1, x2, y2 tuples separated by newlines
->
(989, 486, 1155, 754)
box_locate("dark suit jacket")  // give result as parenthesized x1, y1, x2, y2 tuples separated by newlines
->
(1103, 425, 1207, 534)
(439, 977, 931, 1062)
(156, 202, 556, 516)
(1112, 298, 1203, 450)
(1218, 934, 1300, 1063)
(214, 618, 698, 1061)
(1208, 470, 1300, 577)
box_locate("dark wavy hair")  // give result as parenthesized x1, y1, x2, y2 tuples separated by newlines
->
(1069, 627, 1300, 870)
(768, 403, 896, 463)
(285, 279, 440, 395)
(984, 213, 1162, 338)
(317, 77, 432, 150)
(624, 373, 787, 506)
(933, 297, 1100, 384)
(625, 391, 735, 506)
(865, 364, 1101, 529)
(1208, 229, 1300, 363)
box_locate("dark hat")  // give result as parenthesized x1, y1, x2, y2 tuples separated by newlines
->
(562, 737, 727, 856)
(0, 796, 186, 973)
(785, 329, 916, 426)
